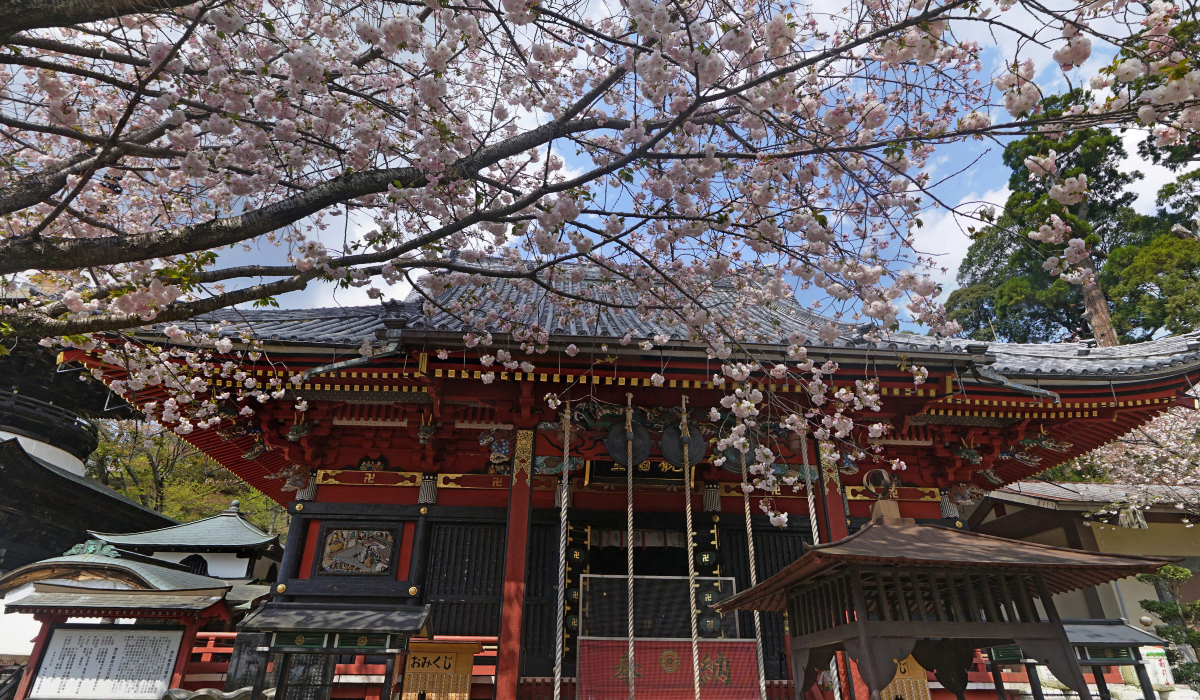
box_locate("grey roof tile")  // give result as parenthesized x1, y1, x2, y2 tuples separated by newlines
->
(11, 553, 231, 591)
(91, 502, 275, 549)
(7, 591, 225, 612)
(164, 264, 1200, 380)
(997, 481, 1200, 504)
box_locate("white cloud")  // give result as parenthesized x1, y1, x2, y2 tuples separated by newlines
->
(910, 186, 1011, 292)
(1119, 127, 1195, 215)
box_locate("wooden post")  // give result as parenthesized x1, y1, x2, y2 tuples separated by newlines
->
(1025, 662, 1047, 700)
(1092, 665, 1111, 700)
(382, 652, 397, 700)
(819, 478, 849, 542)
(170, 614, 201, 689)
(496, 429, 535, 700)
(989, 656, 1007, 700)
(15, 614, 63, 700)
(408, 514, 431, 598)
(276, 503, 308, 601)
(810, 439, 848, 543)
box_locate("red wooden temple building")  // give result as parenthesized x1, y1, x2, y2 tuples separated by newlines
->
(53, 268, 1200, 700)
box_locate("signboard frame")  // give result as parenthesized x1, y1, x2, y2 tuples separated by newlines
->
(27, 624, 185, 700)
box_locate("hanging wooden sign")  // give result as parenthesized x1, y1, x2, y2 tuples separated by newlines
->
(584, 459, 694, 486)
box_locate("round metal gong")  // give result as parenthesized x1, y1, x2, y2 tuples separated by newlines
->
(719, 431, 760, 473)
(659, 419, 708, 468)
(604, 421, 653, 466)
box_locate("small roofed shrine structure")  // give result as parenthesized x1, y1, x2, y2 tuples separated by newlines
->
(717, 502, 1179, 700)
(60, 267, 1200, 700)
(90, 500, 282, 581)
(0, 540, 237, 700)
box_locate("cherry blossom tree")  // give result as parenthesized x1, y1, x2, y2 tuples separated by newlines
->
(3, 0, 1200, 520)
(2, 0, 1196, 343)
(1074, 405, 1200, 524)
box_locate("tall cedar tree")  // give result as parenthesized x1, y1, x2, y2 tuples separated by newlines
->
(948, 106, 1200, 343)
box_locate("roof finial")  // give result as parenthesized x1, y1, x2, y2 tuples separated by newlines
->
(228, 500, 241, 513)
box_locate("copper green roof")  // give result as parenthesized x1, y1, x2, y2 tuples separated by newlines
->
(0, 550, 230, 594)
(90, 500, 276, 550)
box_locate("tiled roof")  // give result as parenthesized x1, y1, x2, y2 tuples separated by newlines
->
(0, 438, 175, 525)
(165, 264, 1200, 379)
(717, 519, 1178, 612)
(987, 333, 1200, 378)
(91, 502, 276, 549)
(7, 591, 225, 612)
(200, 305, 386, 344)
(994, 481, 1200, 506)
(4, 553, 231, 591)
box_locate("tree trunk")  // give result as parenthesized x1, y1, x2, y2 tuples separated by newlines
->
(1074, 202, 1118, 348)
(1082, 277, 1118, 347)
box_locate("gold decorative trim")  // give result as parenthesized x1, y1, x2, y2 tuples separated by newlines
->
(845, 486, 941, 502)
(512, 429, 534, 484)
(316, 470, 421, 486)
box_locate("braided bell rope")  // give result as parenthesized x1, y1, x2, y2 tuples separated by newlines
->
(553, 402, 570, 700)
(625, 393, 636, 700)
(680, 396, 701, 700)
(739, 419, 768, 700)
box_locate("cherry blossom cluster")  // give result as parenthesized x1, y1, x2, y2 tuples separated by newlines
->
(40, 328, 297, 434)
(1023, 160, 1094, 285)
(1074, 406, 1200, 526)
(703, 356, 892, 525)
(1, 0, 1196, 434)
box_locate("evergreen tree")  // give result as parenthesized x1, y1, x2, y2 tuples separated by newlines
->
(1138, 565, 1200, 687)
(948, 102, 1200, 344)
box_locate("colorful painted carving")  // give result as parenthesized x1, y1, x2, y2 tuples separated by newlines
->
(319, 528, 395, 574)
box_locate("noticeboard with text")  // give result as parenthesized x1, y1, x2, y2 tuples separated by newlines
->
(29, 628, 182, 700)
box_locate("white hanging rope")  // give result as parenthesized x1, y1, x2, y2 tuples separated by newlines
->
(553, 402, 571, 700)
(625, 393, 636, 700)
(680, 397, 701, 700)
(805, 437, 846, 700)
(739, 420, 768, 700)
(801, 431, 819, 546)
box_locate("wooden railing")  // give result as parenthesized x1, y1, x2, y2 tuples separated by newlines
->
(181, 633, 237, 689)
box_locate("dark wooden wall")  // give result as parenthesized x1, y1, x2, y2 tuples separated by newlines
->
(424, 522, 508, 636)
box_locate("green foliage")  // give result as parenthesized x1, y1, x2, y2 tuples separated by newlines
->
(950, 125, 1139, 342)
(1106, 235, 1200, 338)
(1138, 565, 1200, 672)
(1032, 458, 1110, 482)
(1173, 662, 1200, 687)
(949, 116, 1200, 343)
(87, 419, 290, 538)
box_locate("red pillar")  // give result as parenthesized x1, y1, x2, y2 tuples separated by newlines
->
(16, 614, 64, 700)
(170, 614, 200, 689)
(496, 429, 534, 700)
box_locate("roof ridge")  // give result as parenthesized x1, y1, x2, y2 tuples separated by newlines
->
(90, 505, 272, 543)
